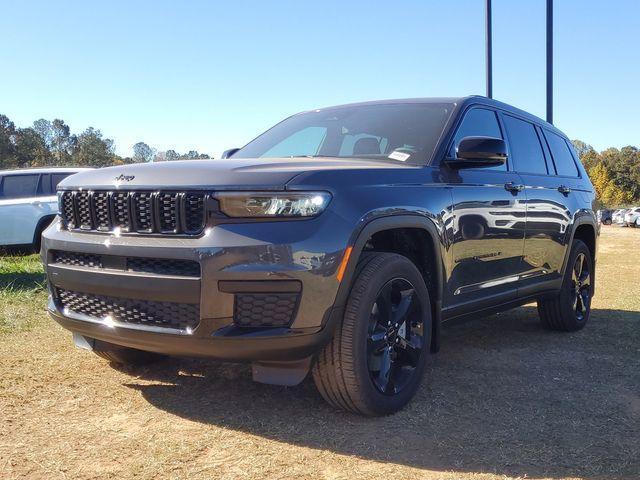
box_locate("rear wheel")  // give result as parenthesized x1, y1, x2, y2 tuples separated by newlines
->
(537, 239, 593, 331)
(92, 339, 165, 366)
(313, 252, 431, 416)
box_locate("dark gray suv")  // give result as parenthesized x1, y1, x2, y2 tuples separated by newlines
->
(42, 96, 598, 415)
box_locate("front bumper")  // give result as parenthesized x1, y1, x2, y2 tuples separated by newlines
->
(42, 214, 351, 362)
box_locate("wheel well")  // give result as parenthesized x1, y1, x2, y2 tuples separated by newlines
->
(33, 215, 56, 245)
(573, 223, 596, 260)
(363, 227, 441, 352)
(364, 226, 440, 310)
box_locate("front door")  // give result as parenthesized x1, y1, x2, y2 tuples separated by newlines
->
(443, 107, 527, 315)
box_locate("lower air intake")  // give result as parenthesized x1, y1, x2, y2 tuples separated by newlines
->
(56, 288, 199, 331)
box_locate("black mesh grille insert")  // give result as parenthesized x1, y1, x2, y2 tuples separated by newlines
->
(61, 191, 76, 228)
(184, 193, 205, 233)
(158, 193, 179, 232)
(132, 192, 154, 232)
(234, 293, 298, 328)
(50, 251, 200, 277)
(126, 257, 200, 277)
(112, 191, 131, 231)
(93, 191, 111, 231)
(56, 288, 199, 331)
(57, 190, 207, 235)
(53, 251, 103, 268)
(76, 191, 92, 229)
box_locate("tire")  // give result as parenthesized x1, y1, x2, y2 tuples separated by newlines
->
(32, 216, 55, 253)
(603, 219, 612, 225)
(537, 239, 593, 332)
(91, 339, 165, 366)
(313, 252, 432, 416)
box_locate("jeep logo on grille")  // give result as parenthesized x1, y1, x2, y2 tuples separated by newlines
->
(114, 174, 135, 182)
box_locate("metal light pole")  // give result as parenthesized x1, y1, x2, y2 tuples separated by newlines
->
(486, 0, 493, 98)
(546, 0, 553, 124)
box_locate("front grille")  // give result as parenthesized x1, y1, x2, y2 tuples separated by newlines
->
(56, 288, 199, 331)
(59, 190, 207, 235)
(234, 293, 299, 328)
(50, 250, 200, 277)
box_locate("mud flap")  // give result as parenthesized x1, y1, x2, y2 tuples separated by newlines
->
(251, 356, 313, 386)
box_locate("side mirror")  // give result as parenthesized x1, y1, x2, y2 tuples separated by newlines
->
(445, 136, 507, 168)
(221, 148, 240, 159)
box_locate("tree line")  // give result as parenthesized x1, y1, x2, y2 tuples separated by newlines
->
(1, 112, 636, 209)
(572, 140, 640, 208)
(0, 113, 211, 170)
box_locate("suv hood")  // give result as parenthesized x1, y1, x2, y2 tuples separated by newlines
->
(59, 157, 417, 190)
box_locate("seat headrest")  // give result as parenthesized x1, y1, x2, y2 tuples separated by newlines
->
(352, 137, 380, 155)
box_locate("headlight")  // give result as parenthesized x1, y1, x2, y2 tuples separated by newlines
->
(216, 192, 331, 218)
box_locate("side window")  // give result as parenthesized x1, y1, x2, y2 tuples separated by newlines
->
(261, 126, 327, 158)
(0, 174, 40, 199)
(543, 130, 580, 177)
(51, 173, 72, 191)
(451, 108, 506, 171)
(502, 115, 547, 175)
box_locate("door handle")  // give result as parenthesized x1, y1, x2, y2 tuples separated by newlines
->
(504, 182, 524, 193)
(30, 200, 41, 206)
(558, 185, 572, 195)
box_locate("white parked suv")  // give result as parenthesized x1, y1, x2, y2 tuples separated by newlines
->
(0, 168, 90, 250)
(624, 207, 640, 227)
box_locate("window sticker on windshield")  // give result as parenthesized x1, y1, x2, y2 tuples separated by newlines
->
(388, 150, 410, 162)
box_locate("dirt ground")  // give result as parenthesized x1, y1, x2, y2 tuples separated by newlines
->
(1, 227, 639, 480)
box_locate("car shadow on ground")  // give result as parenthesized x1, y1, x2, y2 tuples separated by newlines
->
(123, 306, 640, 480)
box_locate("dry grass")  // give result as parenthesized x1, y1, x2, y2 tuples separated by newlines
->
(1, 227, 639, 480)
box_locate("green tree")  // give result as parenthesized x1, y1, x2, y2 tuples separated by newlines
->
(13, 128, 50, 167)
(0, 114, 17, 168)
(132, 142, 155, 163)
(72, 127, 116, 167)
(51, 119, 75, 164)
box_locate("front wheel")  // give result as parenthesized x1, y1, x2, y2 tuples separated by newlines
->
(313, 252, 431, 416)
(537, 239, 593, 331)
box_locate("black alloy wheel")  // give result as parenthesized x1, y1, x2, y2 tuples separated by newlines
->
(367, 278, 424, 395)
(571, 252, 591, 322)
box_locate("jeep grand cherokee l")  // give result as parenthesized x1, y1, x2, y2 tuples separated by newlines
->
(41, 96, 597, 416)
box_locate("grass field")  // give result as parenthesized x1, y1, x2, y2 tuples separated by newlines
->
(1, 227, 639, 480)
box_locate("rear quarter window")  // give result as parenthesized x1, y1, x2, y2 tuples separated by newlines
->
(543, 130, 580, 177)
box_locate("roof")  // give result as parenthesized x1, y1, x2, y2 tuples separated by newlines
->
(0, 167, 92, 175)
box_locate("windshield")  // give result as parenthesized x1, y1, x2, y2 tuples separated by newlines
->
(234, 102, 454, 165)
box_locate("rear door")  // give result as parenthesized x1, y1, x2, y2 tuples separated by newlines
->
(0, 173, 44, 245)
(500, 114, 575, 295)
(444, 107, 527, 314)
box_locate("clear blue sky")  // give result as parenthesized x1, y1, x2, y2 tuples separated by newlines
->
(1, 0, 638, 158)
